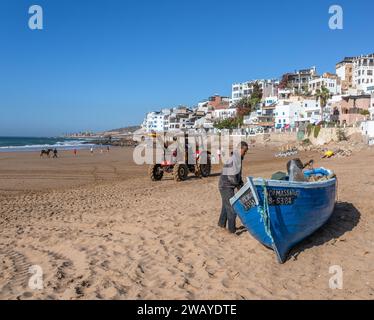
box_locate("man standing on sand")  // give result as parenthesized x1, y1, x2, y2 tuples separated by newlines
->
(218, 141, 249, 234)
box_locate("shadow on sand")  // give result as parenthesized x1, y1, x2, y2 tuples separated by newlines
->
(288, 201, 361, 261)
(235, 202, 361, 261)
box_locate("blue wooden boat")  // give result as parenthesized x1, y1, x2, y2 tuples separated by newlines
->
(230, 174, 337, 263)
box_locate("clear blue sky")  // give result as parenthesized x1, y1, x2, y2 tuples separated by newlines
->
(1, 0, 373, 136)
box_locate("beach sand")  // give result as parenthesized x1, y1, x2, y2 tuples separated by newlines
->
(0, 146, 373, 299)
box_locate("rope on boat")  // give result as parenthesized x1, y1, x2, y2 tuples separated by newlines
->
(257, 180, 274, 242)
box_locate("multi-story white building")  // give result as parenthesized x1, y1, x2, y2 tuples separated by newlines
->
(167, 107, 195, 131)
(142, 107, 197, 132)
(301, 99, 321, 124)
(142, 111, 169, 132)
(353, 53, 374, 93)
(231, 79, 278, 105)
(309, 75, 340, 95)
(282, 67, 317, 94)
(212, 107, 237, 120)
(274, 101, 304, 129)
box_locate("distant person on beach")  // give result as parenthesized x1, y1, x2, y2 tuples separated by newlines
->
(53, 148, 58, 158)
(218, 141, 249, 234)
(73, 149, 77, 156)
(90, 147, 94, 155)
(107, 146, 110, 153)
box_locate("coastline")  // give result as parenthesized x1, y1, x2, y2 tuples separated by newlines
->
(0, 136, 96, 153)
(0, 136, 137, 153)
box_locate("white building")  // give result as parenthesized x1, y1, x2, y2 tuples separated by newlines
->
(194, 116, 214, 129)
(285, 67, 317, 94)
(263, 96, 278, 107)
(353, 53, 374, 93)
(142, 111, 169, 132)
(231, 79, 278, 105)
(197, 100, 210, 113)
(142, 107, 197, 132)
(309, 76, 340, 95)
(168, 107, 194, 131)
(274, 101, 304, 129)
(212, 107, 237, 120)
(361, 120, 374, 144)
(301, 99, 321, 124)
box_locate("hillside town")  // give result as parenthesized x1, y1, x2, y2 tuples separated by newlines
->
(141, 53, 374, 142)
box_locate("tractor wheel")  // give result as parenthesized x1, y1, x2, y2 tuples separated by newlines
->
(149, 164, 164, 181)
(196, 153, 211, 177)
(173, 164, 188, 182)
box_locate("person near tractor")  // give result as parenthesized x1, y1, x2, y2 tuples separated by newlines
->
(218, 141, 249, 234)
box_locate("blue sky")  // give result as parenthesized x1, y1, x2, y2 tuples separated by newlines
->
(0, 0, 373, 136)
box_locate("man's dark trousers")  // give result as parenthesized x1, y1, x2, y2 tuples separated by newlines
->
(218, 187, 236, 233)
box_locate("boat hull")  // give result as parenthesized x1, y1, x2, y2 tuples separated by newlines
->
(230, 178, 336, 263)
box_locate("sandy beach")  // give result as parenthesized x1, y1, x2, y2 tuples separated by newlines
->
(0, 146, 373, 299)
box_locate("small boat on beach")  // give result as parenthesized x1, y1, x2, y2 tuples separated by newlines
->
(230, 171, 337, 263)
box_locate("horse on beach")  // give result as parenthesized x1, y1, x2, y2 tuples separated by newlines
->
(40, 149, 53, 158)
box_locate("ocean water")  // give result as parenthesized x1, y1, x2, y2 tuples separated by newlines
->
(0, 137, 96, 152)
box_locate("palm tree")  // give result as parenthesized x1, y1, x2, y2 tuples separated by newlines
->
(315, 86, 331, 122)
(250, 81, 263, 107)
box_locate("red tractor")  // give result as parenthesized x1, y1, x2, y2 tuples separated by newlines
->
(148, 132, 211, 182)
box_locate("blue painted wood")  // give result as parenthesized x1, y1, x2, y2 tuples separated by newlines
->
(230, 177, 337, 263)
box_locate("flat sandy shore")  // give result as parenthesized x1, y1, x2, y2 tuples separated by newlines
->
(0, 146, 373, 299)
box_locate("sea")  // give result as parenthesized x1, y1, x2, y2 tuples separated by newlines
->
(0, 137, 97, 152)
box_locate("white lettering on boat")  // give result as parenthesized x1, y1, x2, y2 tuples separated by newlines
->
(240, 190, 257, 211)
(267, 189, 299, 206)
